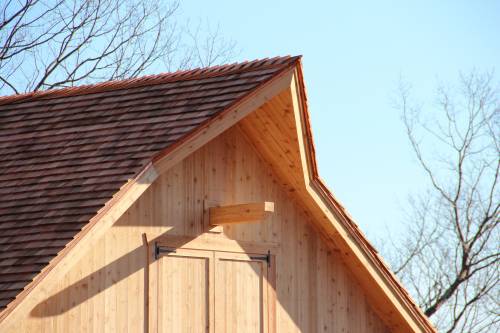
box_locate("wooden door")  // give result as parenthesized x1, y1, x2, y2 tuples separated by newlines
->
(214, 252, 269, 333)
(156, 249, 213, 333)
(152, 238, 275, 333)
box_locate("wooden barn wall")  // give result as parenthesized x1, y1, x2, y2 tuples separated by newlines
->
(7, 126, 389, 333)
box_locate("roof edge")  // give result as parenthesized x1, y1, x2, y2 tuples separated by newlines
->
(0, 56, 301, 106)
(294, 59, 436, 332)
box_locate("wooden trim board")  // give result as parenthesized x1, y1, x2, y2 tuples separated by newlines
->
(289, 65, 436, 333)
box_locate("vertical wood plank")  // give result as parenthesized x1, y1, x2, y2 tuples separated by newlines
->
(6, 123, 391, 333)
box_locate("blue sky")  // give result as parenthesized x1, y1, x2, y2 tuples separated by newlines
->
(180, 1, 500, 243)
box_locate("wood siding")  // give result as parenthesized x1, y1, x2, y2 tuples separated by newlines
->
(5, 126, 389, 333)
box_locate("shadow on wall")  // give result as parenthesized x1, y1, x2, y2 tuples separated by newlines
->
(27, 124, 384, 332)
(27, 212, 371, 332)
(30, 241, 151, 318)
(29, 226, 198, 333)
(29, 228, 274, 317)
(29, 227, 272, 332)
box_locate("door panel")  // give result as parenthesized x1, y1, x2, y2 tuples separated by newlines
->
(157, 249, 212, 333)
(214, 252, 269, 333)
(153, 245, 274, 333)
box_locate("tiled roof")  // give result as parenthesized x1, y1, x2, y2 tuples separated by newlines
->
(0, 56, 300, 311)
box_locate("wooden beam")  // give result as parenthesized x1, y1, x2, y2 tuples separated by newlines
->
(209, 202, 274, 226)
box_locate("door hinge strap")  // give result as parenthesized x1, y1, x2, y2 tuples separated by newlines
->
(155, 243, 176, 259)
(250, 250, 271, 267)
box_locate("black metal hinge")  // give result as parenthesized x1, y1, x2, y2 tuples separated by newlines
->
(154, 243, 176, 260)
(250, 250, 271, 268)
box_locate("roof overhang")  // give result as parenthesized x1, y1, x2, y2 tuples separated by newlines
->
(238, 61, 436, 333)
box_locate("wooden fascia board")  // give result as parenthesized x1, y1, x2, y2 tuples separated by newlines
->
(0, 66, 296, 329)
(289, 64, 436, 333)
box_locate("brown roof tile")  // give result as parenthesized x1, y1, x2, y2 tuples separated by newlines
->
(0, 55, 300, 311)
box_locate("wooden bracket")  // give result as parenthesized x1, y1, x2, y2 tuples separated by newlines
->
(209, 202, 275, 226)
(204, 200, 223, 233)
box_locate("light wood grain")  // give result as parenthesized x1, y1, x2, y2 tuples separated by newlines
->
(157, 249, 211, 333)
(209, 202, 274, 226)
(214, 252, 269, 333)
(2, 92, 395, 333)
(155, 233, 279, 255)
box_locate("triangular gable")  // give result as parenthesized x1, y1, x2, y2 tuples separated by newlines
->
(0, 57, 435, 333)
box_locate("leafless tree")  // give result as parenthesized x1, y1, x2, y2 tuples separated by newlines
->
(0, 0, 236, 95)
(184, 20, 237, 69)
(390, 71, 500, 332)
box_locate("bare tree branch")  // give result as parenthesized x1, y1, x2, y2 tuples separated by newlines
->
(390, 71, 500, 333)
(0, 0, 237, 95)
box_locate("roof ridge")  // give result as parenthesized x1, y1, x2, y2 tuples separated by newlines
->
(0, 55, 301, 106)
